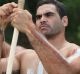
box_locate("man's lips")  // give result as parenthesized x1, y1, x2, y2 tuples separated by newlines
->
(39, 24, 49, 30)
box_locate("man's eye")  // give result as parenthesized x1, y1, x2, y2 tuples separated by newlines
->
(36, 15, 42, 20)
(45, 12, 54, 17)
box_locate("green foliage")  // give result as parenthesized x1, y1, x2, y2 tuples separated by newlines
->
(62, 0, 80, 45)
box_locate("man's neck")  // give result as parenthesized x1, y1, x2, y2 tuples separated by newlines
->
(47, 32, 68, 50)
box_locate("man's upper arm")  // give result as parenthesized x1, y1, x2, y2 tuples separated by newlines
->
(2, 42, 10, 58)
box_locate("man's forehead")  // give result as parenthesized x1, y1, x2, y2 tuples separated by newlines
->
(36, 4, 57, 15)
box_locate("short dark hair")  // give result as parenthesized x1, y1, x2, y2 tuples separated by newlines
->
(36, 0, 67, 18)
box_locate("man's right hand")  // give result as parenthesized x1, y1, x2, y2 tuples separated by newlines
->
(0, 2, 18, 29)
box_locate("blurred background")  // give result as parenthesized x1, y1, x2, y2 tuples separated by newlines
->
(0, 0, 80, 49)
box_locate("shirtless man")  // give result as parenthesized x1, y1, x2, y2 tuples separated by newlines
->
(0, 0, 80, 74)
(11, 0, 80, 74)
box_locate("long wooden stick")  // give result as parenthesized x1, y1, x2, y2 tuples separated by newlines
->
(6, 0, 25, 74)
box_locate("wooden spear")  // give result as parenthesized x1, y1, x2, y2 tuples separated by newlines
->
(6, 0, 25, 74)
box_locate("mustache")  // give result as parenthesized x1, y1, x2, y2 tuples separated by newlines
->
(39, 23, 50, 29)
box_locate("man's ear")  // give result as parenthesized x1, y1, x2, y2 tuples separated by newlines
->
(62, 16, 68, 27)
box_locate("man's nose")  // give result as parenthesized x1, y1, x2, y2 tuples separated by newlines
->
(40, 16, 47, 24)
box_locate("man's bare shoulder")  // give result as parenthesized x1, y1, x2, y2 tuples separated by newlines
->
(70, 43, 80, 48)
(16, 46, 36, 55)
(15, 46, 39, 61)
(65, 42, 79, 50)
(60, 42, 79, 57)
(68, 43, 80, 55)
(66, 43, 80, 73)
